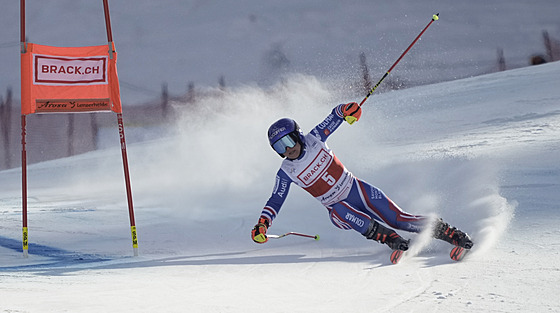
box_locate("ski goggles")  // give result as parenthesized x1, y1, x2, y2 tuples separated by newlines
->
(272, 134, 297, 154)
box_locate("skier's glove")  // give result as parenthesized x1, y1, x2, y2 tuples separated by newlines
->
(251, 217, 270, 244)
(342, 102, 362, 125)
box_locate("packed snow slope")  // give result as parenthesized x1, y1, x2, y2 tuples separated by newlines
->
(0, 62, 559, 312)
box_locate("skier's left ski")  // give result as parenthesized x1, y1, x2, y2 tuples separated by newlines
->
(391, 243, 471, 264)
(450, 246, 470, 261)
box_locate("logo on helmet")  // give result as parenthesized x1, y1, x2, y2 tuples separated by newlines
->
(269, 127, 287, 140)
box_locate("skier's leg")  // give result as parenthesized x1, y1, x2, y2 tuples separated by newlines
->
(327, 202, 371, 233)
(362, 220, 410, 251)
(328, 202, 409, 251)
(352, 179, 426, 233)
(432, 218, 473, 249)
(343, 179, 473, 249)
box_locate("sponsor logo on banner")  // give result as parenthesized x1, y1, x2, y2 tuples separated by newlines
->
(34, 54, 108, 85)
(35, 99, 111, 113)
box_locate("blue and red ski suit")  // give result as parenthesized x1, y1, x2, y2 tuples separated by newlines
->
(260, 104, 426, 235)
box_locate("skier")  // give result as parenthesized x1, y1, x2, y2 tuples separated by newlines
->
(251, 102, 473, 257)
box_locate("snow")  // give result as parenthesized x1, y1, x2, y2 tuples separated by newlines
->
(1, 60, 559, 312)
(1, 1, 560, 312)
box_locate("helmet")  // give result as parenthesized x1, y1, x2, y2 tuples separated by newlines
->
(267, 118, 305, 157)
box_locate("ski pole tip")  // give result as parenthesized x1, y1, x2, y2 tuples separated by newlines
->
(314, 235, 320, 240)
(433, 13, 439, 21)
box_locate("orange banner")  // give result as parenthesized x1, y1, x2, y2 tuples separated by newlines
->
(21, 43, 122, 115)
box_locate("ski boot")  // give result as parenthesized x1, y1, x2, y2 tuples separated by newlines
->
(433, 218, 473, 249)
(363, 220, 409, 251)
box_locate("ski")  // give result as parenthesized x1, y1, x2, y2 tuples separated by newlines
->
(391, 246, 471, 264)
(450, 246, 470, 261)
(390, 249, 406, 264)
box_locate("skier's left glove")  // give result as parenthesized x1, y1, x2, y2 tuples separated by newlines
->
(342, 102, 362, 125)
(251, 217, 270, 244)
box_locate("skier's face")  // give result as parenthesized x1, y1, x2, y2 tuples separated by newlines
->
(283, 142, 301, 160)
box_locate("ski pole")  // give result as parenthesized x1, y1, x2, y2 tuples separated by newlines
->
(358, 13, 439, 107)
(268, 232, 320, 240)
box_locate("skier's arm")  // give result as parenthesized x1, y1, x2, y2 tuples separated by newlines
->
(310, 103, 362, 142)
(252, 169, 293, 244)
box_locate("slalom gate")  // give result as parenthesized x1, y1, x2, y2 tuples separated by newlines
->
(19, 0, 138, 257)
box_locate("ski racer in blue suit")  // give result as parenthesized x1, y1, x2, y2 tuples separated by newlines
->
(252, 103, 473, 253)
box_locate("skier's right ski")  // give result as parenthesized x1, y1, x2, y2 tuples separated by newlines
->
(390, 249, 405, 264)
(450, 246, 470, 261)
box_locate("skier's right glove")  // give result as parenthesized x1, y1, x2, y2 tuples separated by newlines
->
(341, 102, 362, 125)
(251, 217, 270, 244)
